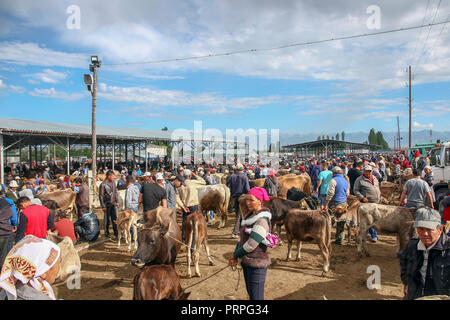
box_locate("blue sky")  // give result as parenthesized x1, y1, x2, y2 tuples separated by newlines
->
(0, 0, 449, 140)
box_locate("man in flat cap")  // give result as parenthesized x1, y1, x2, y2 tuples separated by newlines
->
(324, 166, 349, 245)
(398, 207, 450, 299)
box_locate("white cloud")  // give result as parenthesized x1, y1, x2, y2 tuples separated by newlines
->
(0, 79, 25, 94)
(25, 68, 68, 83)
(98, 83, 308, 112)
(1, 0, 449, 96)
(29, 87, 85, 100)
(0, 41, 86, 68)
(413, 121, 434, 128)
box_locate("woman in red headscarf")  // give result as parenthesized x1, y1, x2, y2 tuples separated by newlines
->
(229, 187, 272, 300)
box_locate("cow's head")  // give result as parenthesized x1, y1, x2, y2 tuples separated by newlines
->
(131, 211, 171, 268)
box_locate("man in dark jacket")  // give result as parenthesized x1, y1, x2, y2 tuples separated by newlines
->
(73, 177, 89, 219)
(99, 170, 119, 238)
(398, 207, 450, 299)
(227, 164, 250, 238)
(0, 195, 13, 269)
(347, 161, 363, 195)
(74, 206, 100, 243)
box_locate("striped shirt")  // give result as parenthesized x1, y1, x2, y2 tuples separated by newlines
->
(234, 211, 271, 259)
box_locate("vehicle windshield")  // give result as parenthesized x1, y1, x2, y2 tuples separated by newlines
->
(429, 148, 441, 166)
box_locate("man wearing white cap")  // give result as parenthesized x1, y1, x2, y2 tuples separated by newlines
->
(398, 207, 450, 299)
(6, 181, 19, 204)
(157, 173, 176, 210)
(353, 165, 380, 242)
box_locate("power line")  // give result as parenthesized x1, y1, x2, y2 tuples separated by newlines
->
(416, 11, 450, 75)
(103, 19, 450, 66)
(413, 0, 443, 74)
(409, 0, 431, 66)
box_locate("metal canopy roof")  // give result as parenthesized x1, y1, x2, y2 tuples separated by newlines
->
(0, 117, 246, 146)
(0, 117, 172, 141)
(283, 139, 381, 150)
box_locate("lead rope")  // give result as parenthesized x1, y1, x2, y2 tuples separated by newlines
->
(165, 233, 242, 291)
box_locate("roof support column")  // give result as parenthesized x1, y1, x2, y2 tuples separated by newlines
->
(67, 137, 70, 175)
(145, 141, 148, 173)
(112, 140, 115, 172)
(0, 131, 4, 185)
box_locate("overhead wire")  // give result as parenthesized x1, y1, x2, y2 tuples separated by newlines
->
(409, 0, 431, 66)
(415, 11, 450, 76)
(413, 0, 443, 74)
(102, 19, 450, 67)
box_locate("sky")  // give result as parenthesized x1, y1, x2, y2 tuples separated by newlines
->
(0, 0, 449, 142)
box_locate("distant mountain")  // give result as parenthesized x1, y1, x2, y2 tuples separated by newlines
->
(280, 130, 450, 148)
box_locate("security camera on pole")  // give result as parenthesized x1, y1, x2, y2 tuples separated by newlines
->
(84, 55, 101, 212)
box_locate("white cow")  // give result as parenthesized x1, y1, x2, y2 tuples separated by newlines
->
(357, 203, 417, 257)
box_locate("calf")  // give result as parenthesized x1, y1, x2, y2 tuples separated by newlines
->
(284, 209, 332, 274)
(357, 203, 417, 257)
(131, 207, 181, 267)
(184, 211, 214, 278)
(332, 195, 360, 245)
(46, 232, 81, 283)
(133, 265, 190, 300)
(116, 209, 138, 251)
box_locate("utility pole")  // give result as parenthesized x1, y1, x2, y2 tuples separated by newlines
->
(397, 116, 401, 149)
(84, 56, 101, 212)
(408, 65, 412, 149)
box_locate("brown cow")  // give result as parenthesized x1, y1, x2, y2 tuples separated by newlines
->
(279, 175, 313, 198)
(131, 207, 181, 267)
(133, 265, 190, 300)
(197, 184, 230, 229)
(357, 203, 417, 257)
(284, 208, 332, 274)
(37, 189, 77, 220)
(184, 211, 214, 278)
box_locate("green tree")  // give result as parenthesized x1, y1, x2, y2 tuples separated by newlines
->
(162, 126, 168, 131)
(376, 131, 389, 149)
(322, 135, 325, 140)
(317, 136, 321, 141)
(341, 131, 345, 141)
(326, 135, 329, 140)
(368, 128, 377, 145)
(336, 133, 339, 141)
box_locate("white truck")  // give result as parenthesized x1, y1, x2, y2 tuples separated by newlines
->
(429, 142, 450, 205)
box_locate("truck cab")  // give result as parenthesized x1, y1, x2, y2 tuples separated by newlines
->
(429, 142, 450, 204)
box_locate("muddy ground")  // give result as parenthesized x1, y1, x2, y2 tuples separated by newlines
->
(56, 209, 404, 300)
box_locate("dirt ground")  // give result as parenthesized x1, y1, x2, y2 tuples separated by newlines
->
(56, 209, 405, 300)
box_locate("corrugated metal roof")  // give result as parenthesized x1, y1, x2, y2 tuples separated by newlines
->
(0, 118, 245, 144)
(0, 117, 172, 140)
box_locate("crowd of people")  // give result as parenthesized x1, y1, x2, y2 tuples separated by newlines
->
(0, 149, 449, 300)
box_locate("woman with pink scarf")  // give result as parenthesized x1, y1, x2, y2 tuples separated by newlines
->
(229, 187, 273, 300)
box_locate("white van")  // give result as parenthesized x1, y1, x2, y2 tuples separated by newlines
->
(429, 142, 450, 203)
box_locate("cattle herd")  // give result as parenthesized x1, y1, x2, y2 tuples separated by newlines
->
(15, 159, 431, 300)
